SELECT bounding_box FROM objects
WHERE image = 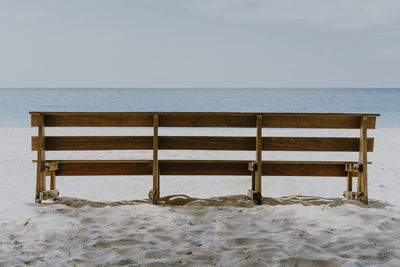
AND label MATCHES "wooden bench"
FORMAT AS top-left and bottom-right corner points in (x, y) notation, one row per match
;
(31, 112), (379, 205)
